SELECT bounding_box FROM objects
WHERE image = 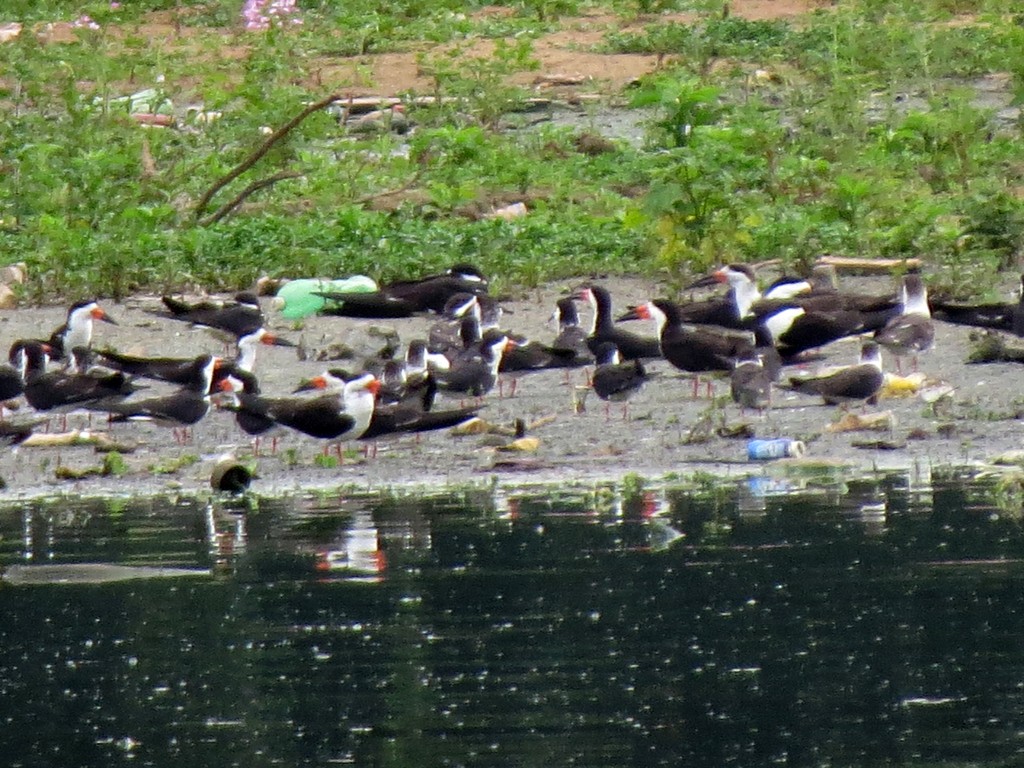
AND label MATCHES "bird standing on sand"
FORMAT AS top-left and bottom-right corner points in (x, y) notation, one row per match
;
(874, 273), (933, 372)
(105, 354), (222, 443)
(731, 350), (772, 414)
(317, 264), (489, 318)
(222, 369), (381, 455)
(21, 340), (137, 416)
(435, 330), (513, 398)
(551, 297), (594, 364)
(591, 341), (649, 420)
(619, 299), (752, 397)
(573, 285), (662, 361)
(930, 273), (1024, 335)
